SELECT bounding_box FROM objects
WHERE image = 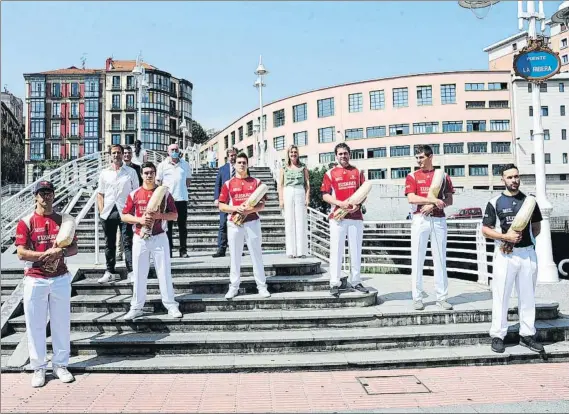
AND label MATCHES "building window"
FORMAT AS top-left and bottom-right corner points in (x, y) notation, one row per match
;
(52, 83), (61, 97)
(348, 93), (363, 112)
(442, 121), (463, 133)
(414, 144), (440, 155)
(30, 119), (45, 139)
(487, 82), (508, 90)
(238, 126), (244, 141)
(294, 131), (308, 147)
(469, 165), (488, 176)
(416, 86), (432, 106)
(465, 83), (484, 91)
(273, 109), (285, 127)
(318, 127), (336, 143)
(563, 153), (568, 164)
(368, 147), (387, 158)
(112, 134), (121, 145)
(85, 119), (98, 138)
(531, 153), (535, 164)
(413, 122), (439, 134)
(545, 153), (551, 164)
(440, 84), (456, 104)
(230, 131), (236, 146)
(30, 100), (45, 118)
(539, 83), (547, 92)
(368, 169), (387, 180)
(345, 128), (364, 141)
(293, 103), (307, 122)
(563, 129), (567, 140)
(30, 142), (44, 160)
(70, 102), (79, 117)
(366, 126), (386, 138)
(490, 120), (510, 131)
(256, 115), (267, 131)
(111, 114), (121, 131)
(223, 135), (229, 149)
(445, 166), (465, 177)
(391, 167), (411, 179)
(542, 106), (549, 116)
(30, 81), (45, 98)
(71, 83), (79, 97)
(390, 145), (410, 157)
(319, 152), (335, 164)
(51, 122), (60, 138)
(274, 136), (285, 151)
(543, 129), (550, 140)
(317, 98), (334, 118)
(85, 140), (98, 154)
(112, 76), (120, 89)
(392, 87), (408, 107)
(112, 95), (120, 109)
(369, 90), (385, 110)
(52, 103), (60, 116)
(561, 105), (566, 116)
(247, 145), (253, 158)
(562, 38), (568, 49)
(492, 164), (509, 176)
(389, 124), (410, 136)
(85, 99), (98, 118)
(466, 120), (486, 132)
(443, 143), (464, 154)
(529, 106), (534, 116)
(491, 142), (511, 153)
(246, 121), (253, 136)
(126, 95), (135, 109)
(563, 55), (568, 64)
(489, 100), (509, 108)
(467, 142), (487, 153)
(560, 83), (565, 92)
(466, 101), (485, 109)
(351, 149), (365, 160)
(528, 83), (532, 92)
(70, 122), (78, 137)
